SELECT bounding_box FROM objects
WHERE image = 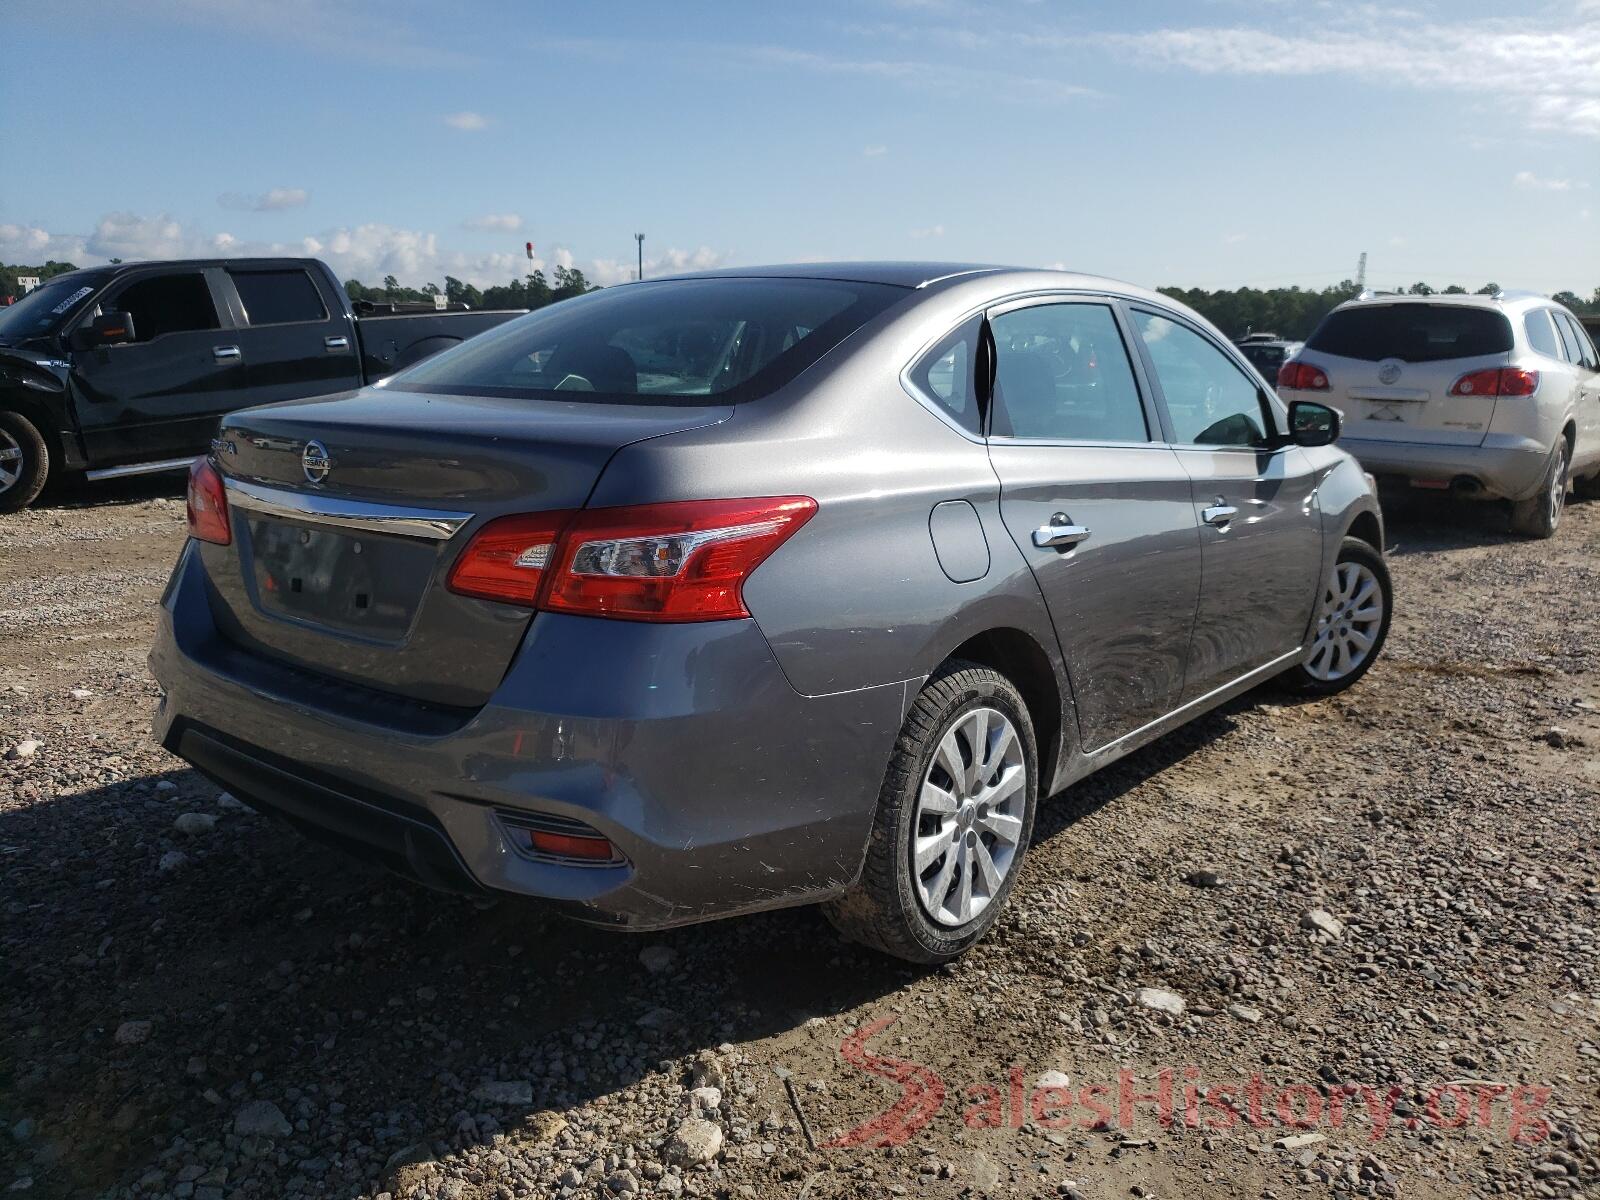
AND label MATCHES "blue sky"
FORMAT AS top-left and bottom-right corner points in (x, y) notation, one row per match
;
(4, 0), (1597, 293)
